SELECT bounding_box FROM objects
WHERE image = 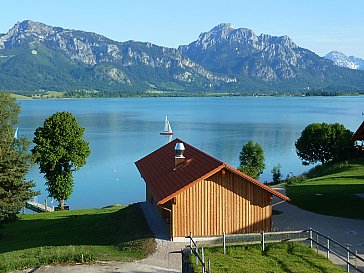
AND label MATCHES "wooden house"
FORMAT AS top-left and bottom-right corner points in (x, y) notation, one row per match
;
(353, 121), (364, 150)
(135, 138), (289, 240)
